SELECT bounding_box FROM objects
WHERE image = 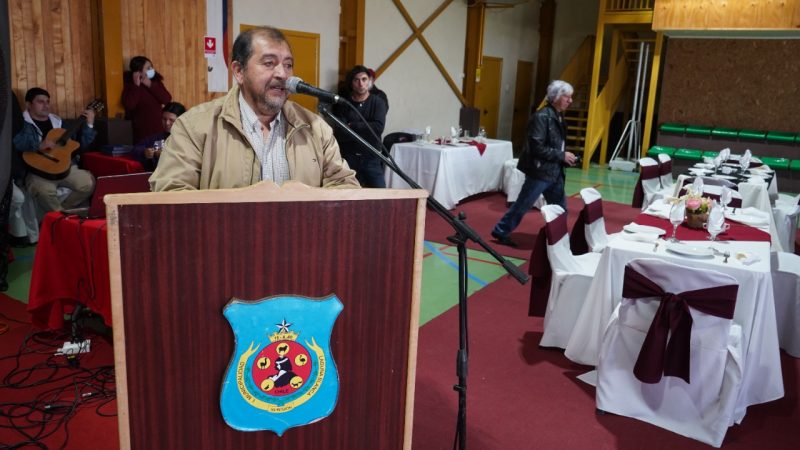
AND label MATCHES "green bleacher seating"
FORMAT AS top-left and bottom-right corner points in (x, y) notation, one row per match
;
(685, 125), (713, 136)
(759, 156), (791, 170)
(790, 160), (800, 172)
(702, 151), (720, 158)
(738, 129), (767, 140)
(659, 123), (686, 134)
(711, 127), (738, 138)
(766, 131), (797, 144)
(674, 148), (703, 161)
(647, 146), (675, 157)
